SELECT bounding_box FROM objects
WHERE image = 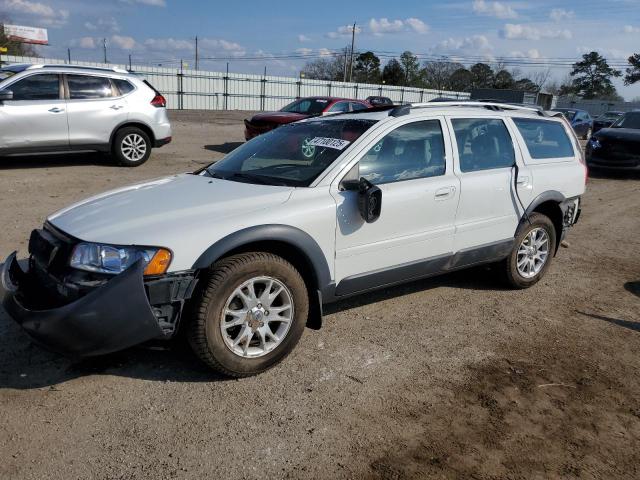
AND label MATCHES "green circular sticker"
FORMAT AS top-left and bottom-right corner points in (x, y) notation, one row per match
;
(301, 138), (316, 158)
